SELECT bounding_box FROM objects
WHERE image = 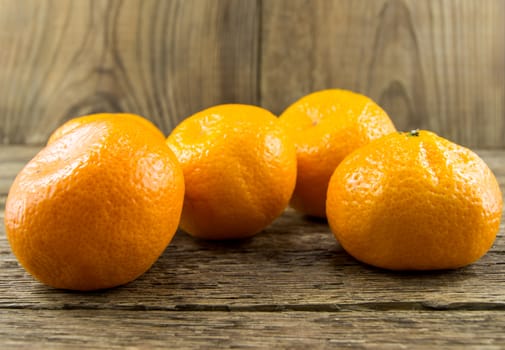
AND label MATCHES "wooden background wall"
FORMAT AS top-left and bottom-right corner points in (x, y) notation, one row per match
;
(0, 0), (503, 148)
